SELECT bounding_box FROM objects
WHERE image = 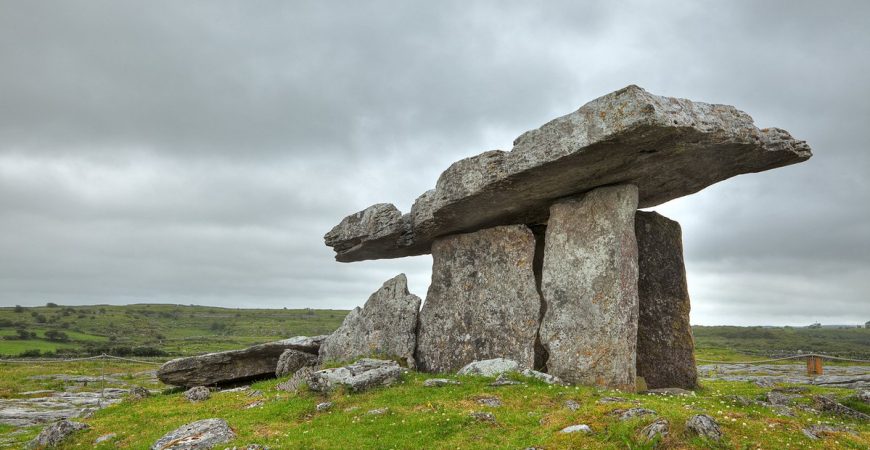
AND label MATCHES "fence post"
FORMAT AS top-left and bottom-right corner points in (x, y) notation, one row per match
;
(806, 355), (823, 375)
